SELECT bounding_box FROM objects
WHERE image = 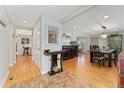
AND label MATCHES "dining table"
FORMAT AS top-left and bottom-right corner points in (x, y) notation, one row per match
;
(89, 49), (116, 67)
